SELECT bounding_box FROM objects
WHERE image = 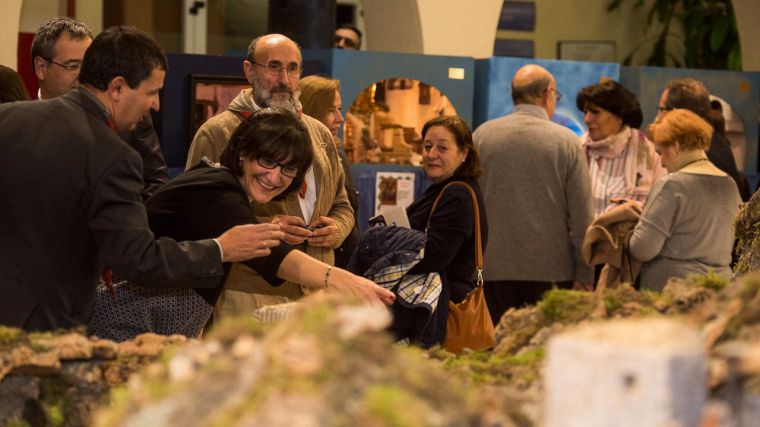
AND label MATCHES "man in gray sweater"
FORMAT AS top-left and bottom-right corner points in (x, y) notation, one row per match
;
(473, 64), (593, 326)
